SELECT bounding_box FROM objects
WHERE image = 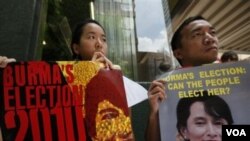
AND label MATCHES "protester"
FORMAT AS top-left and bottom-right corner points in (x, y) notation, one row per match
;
(0, 19), (149, 140)
(1, 19), (148, 107)
(220, 50), (239, 63)
(146, 15), (219, 141)
(71, 19), (156, 140)
(70, 19), (149, 107)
